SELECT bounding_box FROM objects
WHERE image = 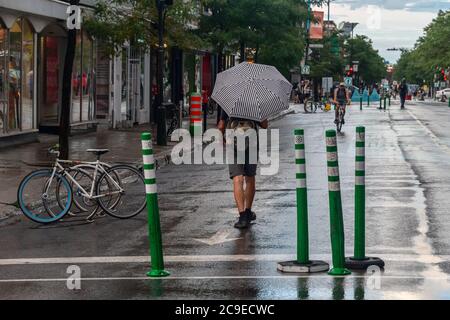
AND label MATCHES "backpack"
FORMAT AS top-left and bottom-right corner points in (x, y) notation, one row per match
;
(336, 87), (347, 101)
(226, 118), (258, 151)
